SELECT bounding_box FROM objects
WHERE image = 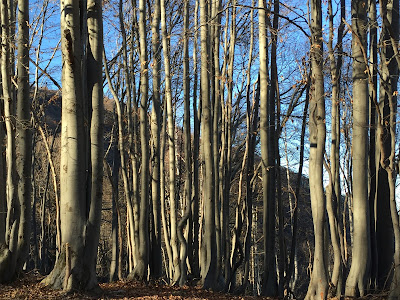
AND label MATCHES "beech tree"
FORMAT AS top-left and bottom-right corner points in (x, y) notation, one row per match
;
(326, 0), (345, 295)
(345, 0), (370, 296)
(43, 0), (104, 291)
(305, 0), (328, 298)
(149, 0), (162, 279)
(259, 0), (277, 296)
(0, 0), (398, 298)
(199, 0), (217, 289)
(0, 0), (32, 283)
(374, 0), (398, 291)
